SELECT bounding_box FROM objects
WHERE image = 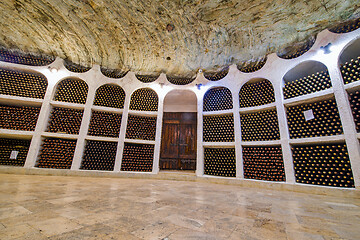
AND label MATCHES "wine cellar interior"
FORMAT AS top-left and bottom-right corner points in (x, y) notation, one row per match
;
(0, 19), (360, 193)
